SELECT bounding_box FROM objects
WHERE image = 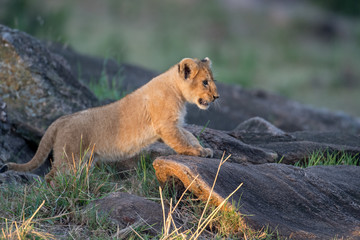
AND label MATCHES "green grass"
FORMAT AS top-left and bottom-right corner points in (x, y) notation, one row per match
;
(88, 59), (125, 101)
(295, 151), (359, 168)
(0, 146), (121, 239)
